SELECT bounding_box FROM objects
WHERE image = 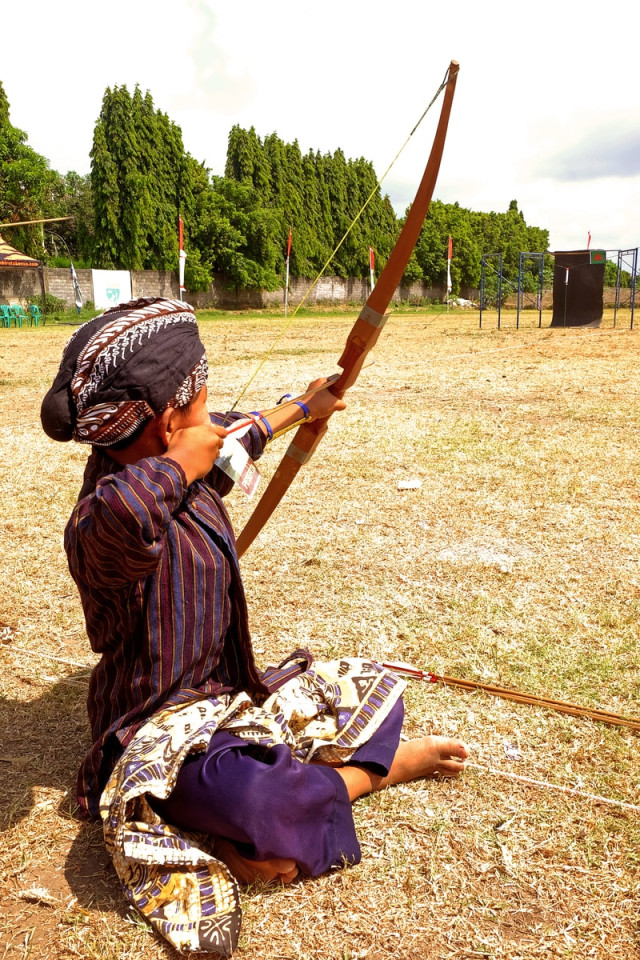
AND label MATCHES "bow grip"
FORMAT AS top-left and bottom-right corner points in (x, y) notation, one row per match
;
(332, 305), (390, 396)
